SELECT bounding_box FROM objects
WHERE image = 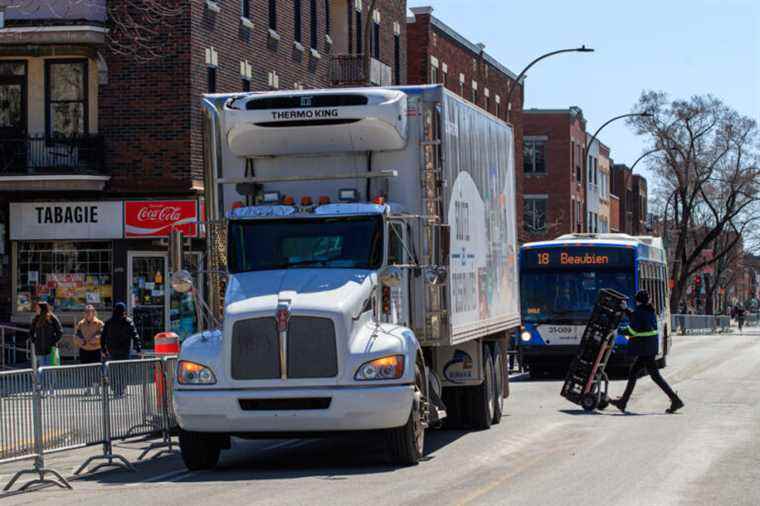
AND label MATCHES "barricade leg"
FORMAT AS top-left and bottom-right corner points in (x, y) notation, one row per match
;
(73, 363), (134, 476)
